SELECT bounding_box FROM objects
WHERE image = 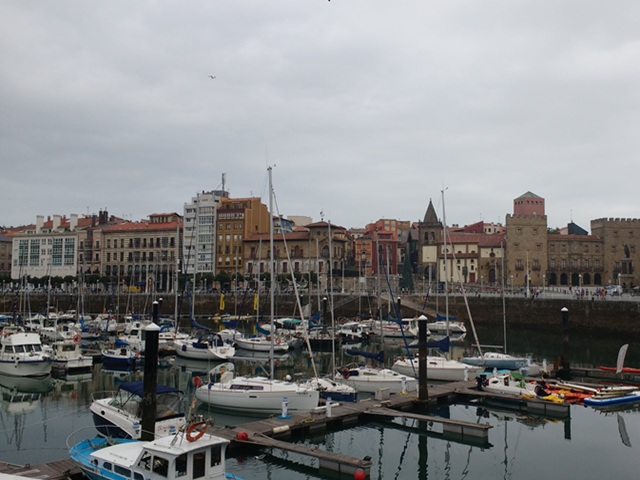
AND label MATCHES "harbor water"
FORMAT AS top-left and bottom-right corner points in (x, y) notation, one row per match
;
(1, 324), (640, 480)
